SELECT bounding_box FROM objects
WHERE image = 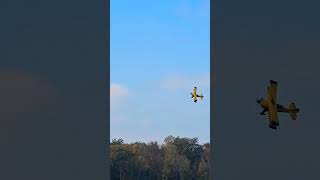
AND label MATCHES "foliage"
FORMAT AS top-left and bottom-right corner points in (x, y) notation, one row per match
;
(110, 136), (210, 180)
